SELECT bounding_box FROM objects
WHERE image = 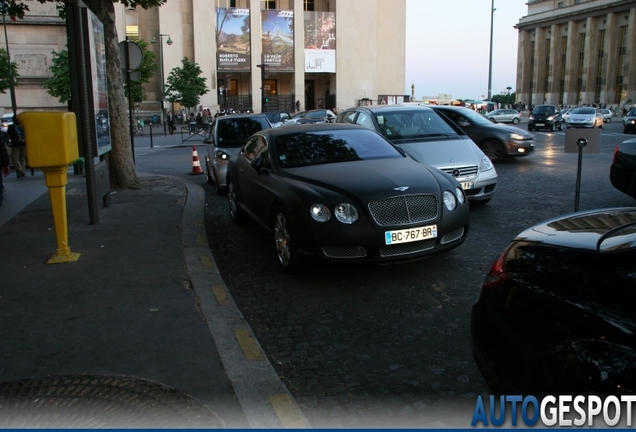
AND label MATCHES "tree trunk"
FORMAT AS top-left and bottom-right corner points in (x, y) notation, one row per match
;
(81, 0), (139, 189)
